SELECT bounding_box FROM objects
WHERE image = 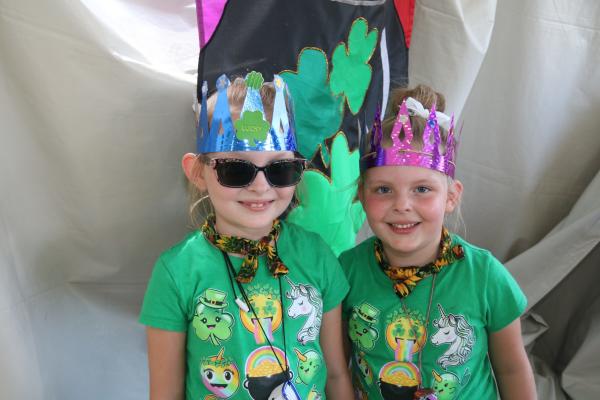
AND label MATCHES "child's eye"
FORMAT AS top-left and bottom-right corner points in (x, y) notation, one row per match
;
(415, 186), (431, 194)
(375, 186), (391, 194)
